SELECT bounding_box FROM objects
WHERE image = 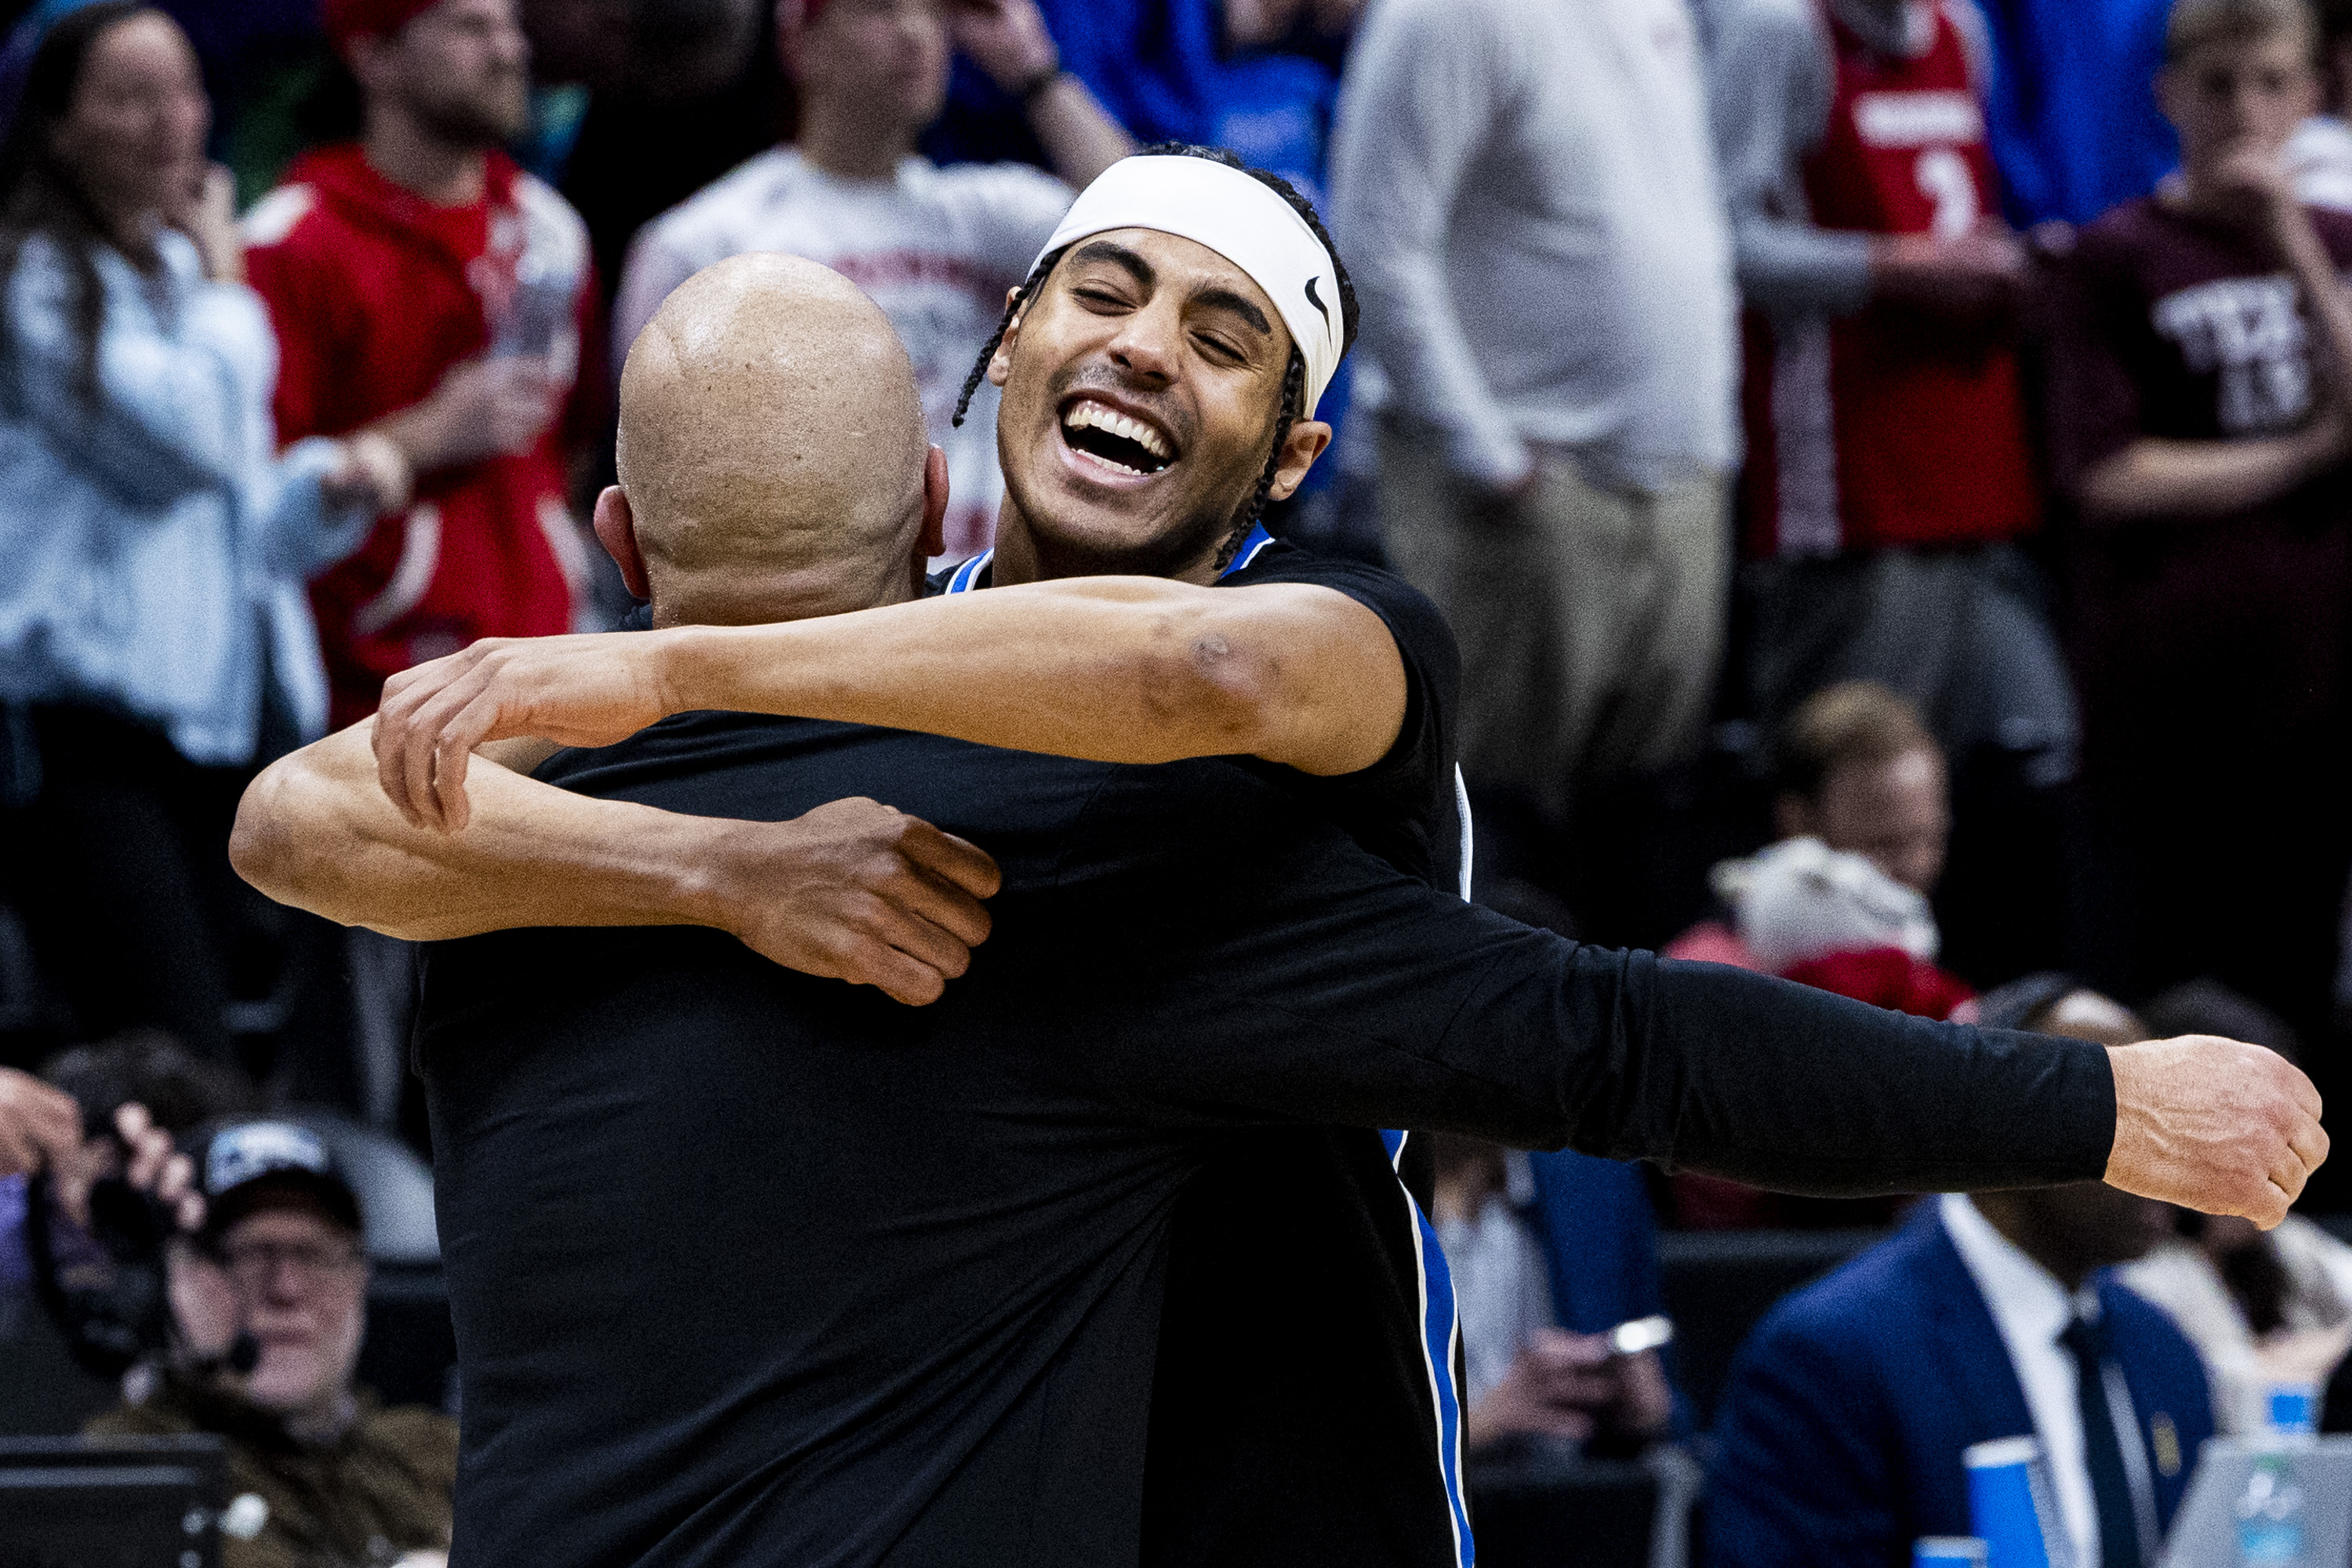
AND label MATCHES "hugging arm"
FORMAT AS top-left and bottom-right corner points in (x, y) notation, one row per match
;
(231, 722), (1000, 1007)
(370, 577), (1409, 830)
(1090, 853), (2321, 1226)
